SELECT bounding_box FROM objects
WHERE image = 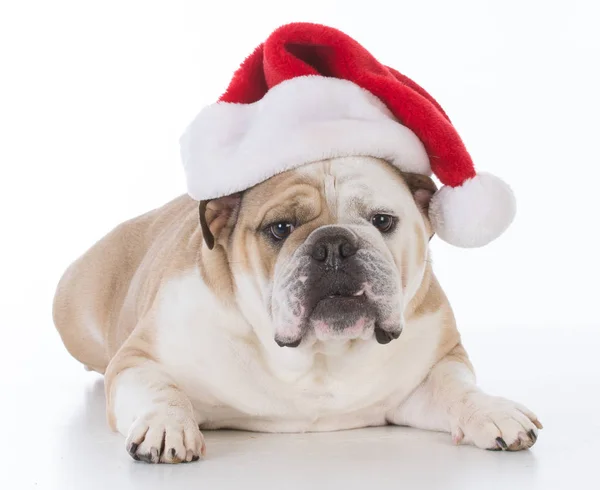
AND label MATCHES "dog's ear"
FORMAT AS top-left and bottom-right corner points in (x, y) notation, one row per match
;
(199, 193), (242, 250)
(401, 172), (438, 240)
(401, 172), (438, 215)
